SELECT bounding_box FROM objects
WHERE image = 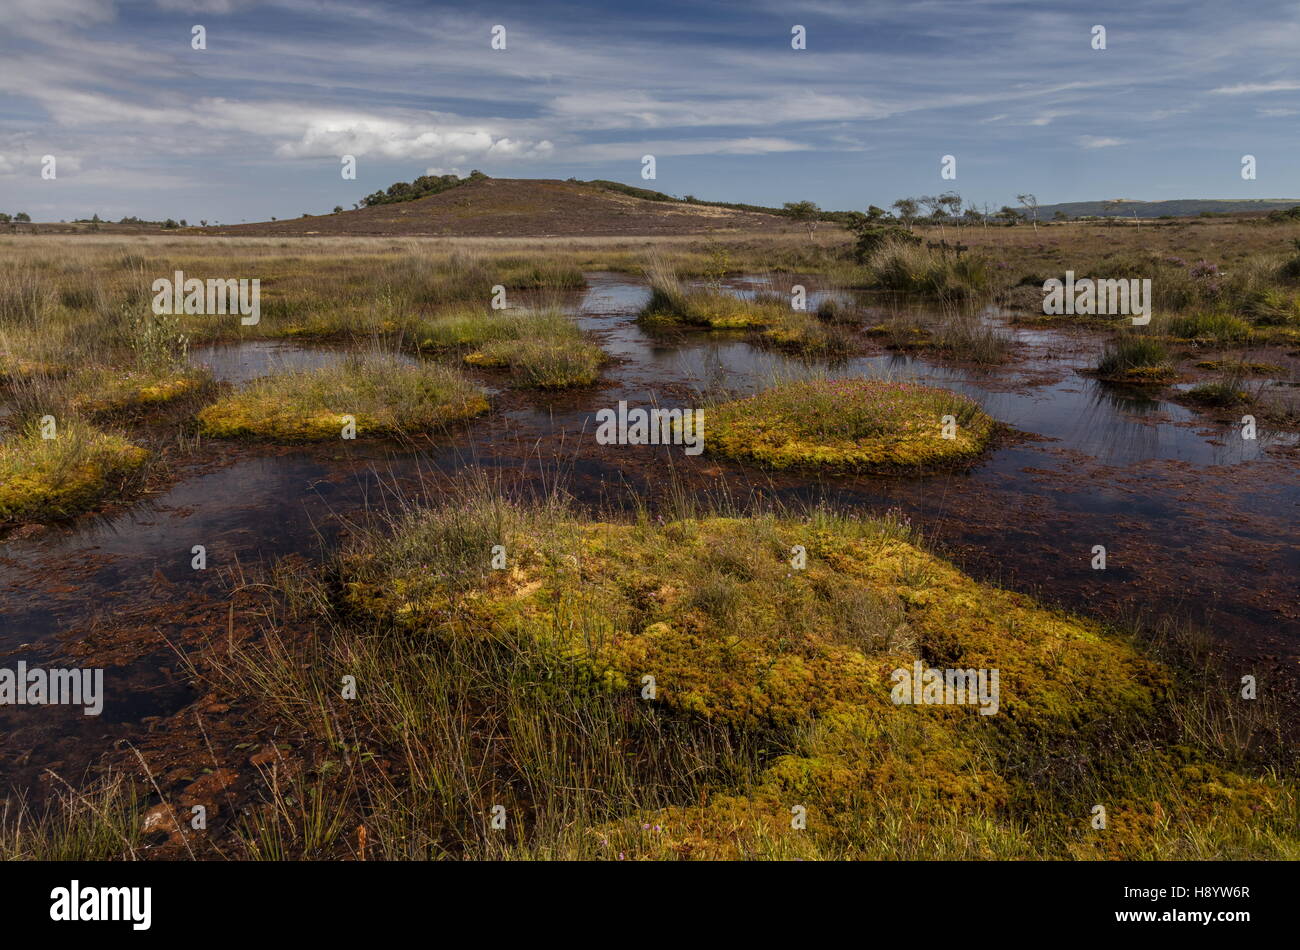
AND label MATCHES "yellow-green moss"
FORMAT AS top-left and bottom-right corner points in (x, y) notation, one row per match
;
(757, 311), (854, 356)
(72, 367), (212, 417)
(703, 378), (994, 472)
(0, 358), (67, 384)
(197, 355), (488, 441)
(1100, 365), (1180, 385)
(464, 337), (606, 388)
(340, 507), (1296, 860)
(0, 420), (149, 522)
(1194, 360), (1282, 375)
(638, 286), (786, 330)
